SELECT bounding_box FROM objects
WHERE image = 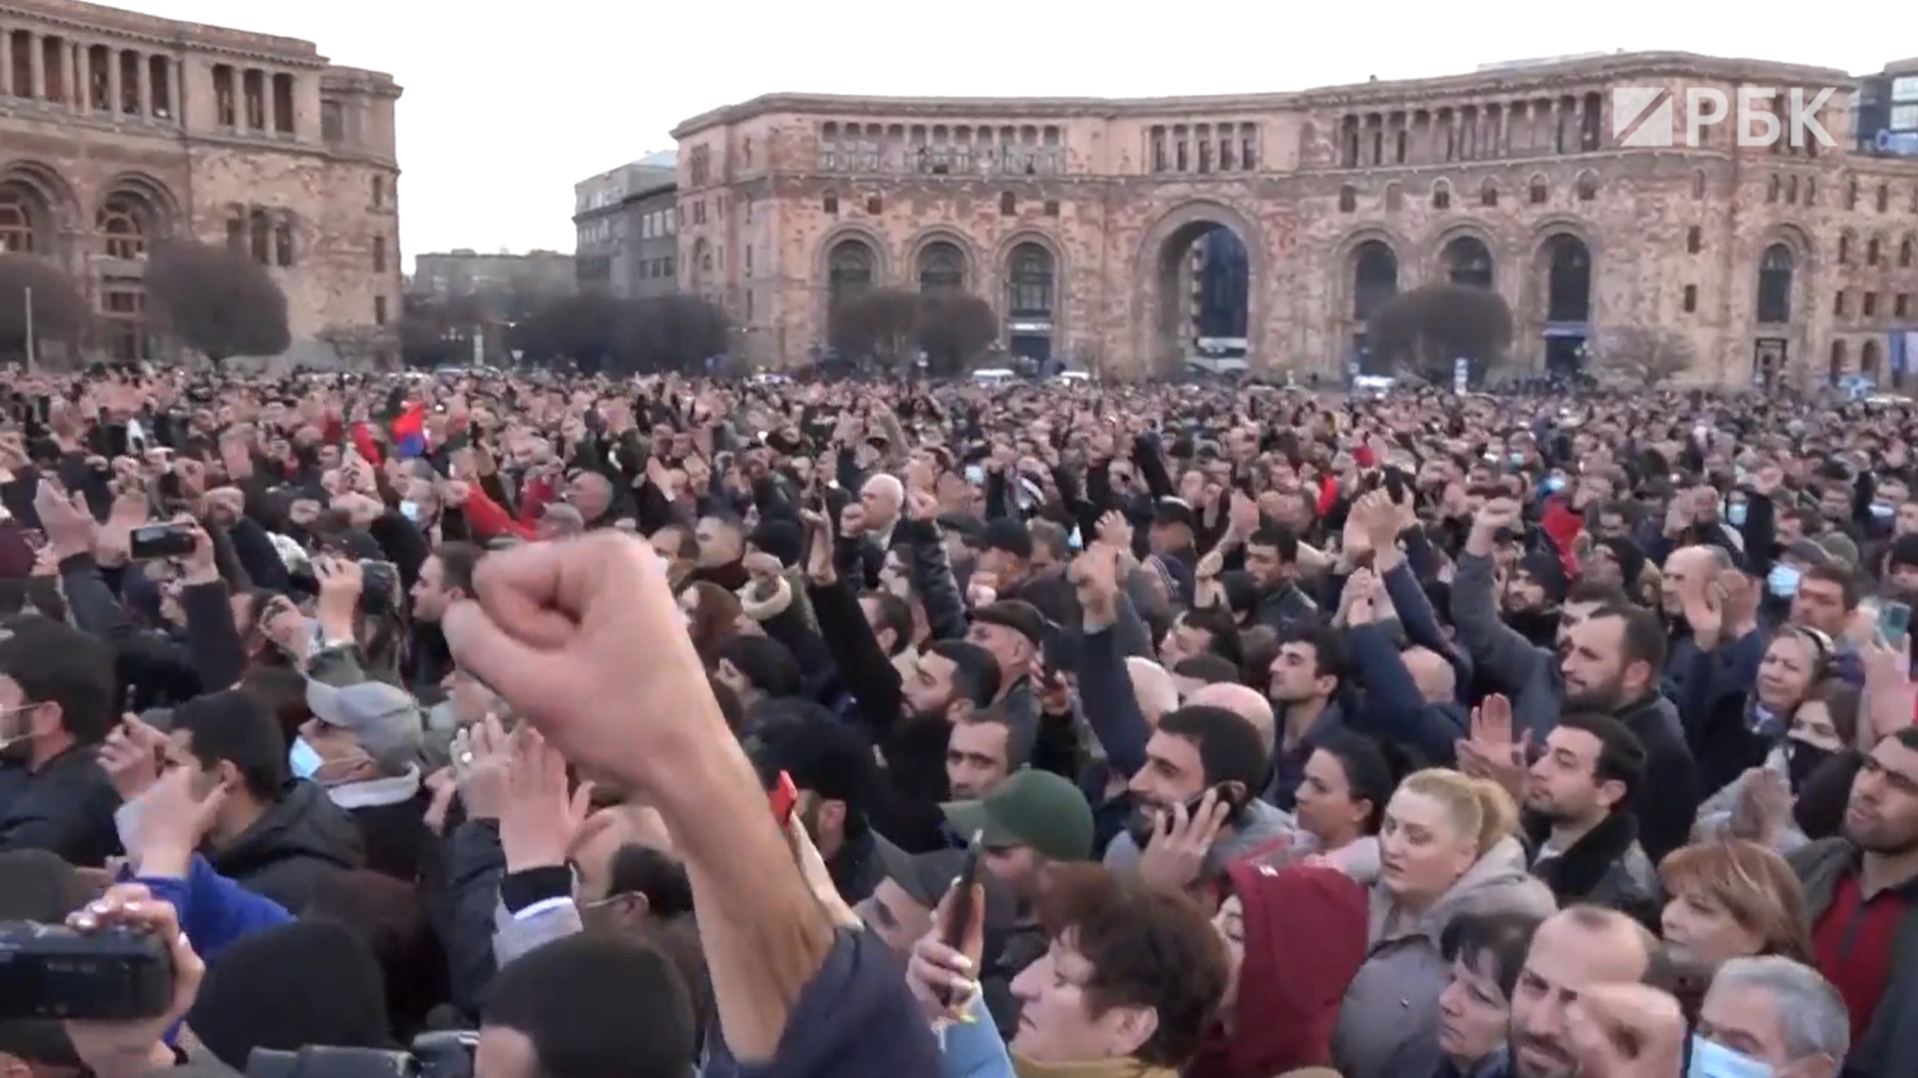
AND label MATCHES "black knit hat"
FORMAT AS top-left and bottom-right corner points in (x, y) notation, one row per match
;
(188, 920), (395, 1069)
